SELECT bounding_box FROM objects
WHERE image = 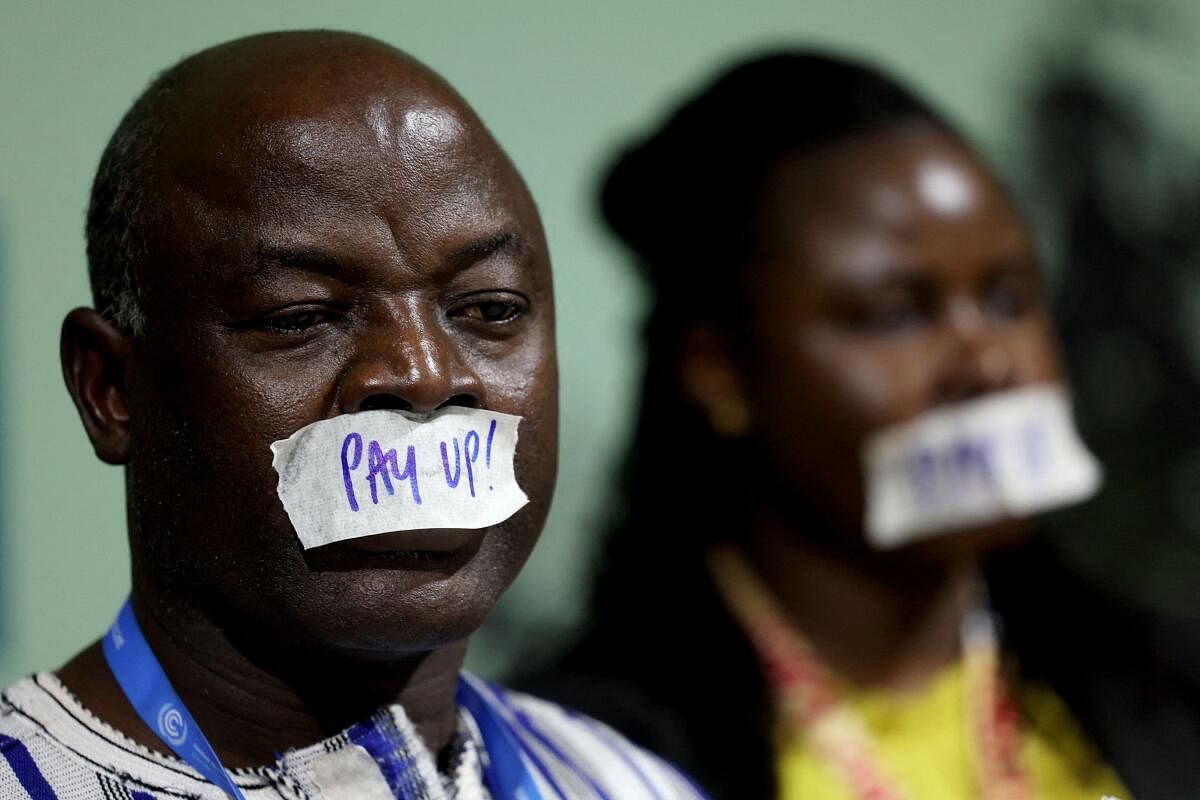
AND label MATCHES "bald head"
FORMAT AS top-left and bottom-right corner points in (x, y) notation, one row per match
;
(86, 30), (512, 335)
